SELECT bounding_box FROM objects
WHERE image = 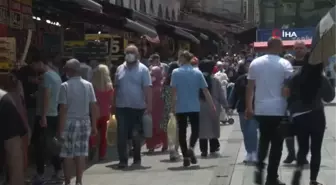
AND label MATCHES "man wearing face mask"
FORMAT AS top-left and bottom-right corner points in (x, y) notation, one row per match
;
(112, 44), (152, 168)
